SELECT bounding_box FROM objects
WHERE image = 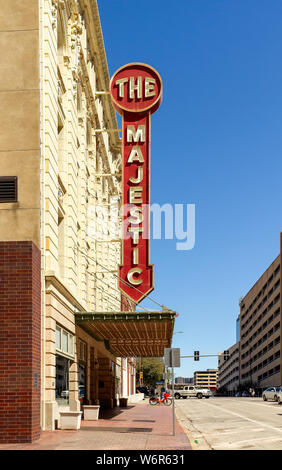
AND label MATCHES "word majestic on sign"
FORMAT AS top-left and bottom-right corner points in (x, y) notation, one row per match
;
(110, 63), (162, 304)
